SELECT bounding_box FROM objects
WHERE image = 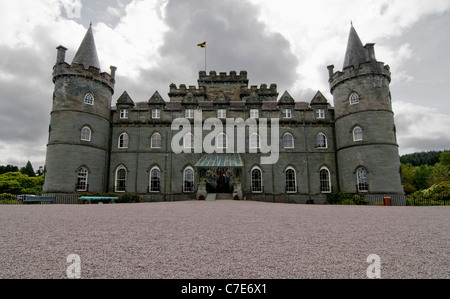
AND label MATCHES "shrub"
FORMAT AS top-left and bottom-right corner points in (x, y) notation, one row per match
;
(326, 192), (368, 205)
(0, 193), (20, 205)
